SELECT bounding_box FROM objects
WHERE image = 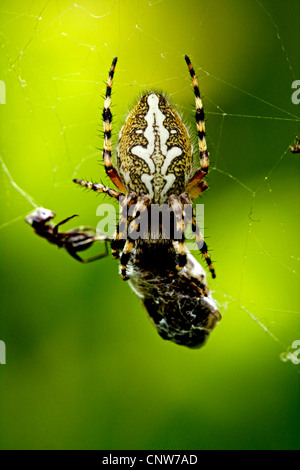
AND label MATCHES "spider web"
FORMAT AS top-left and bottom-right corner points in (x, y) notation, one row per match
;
(0, 0), (299, 364)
